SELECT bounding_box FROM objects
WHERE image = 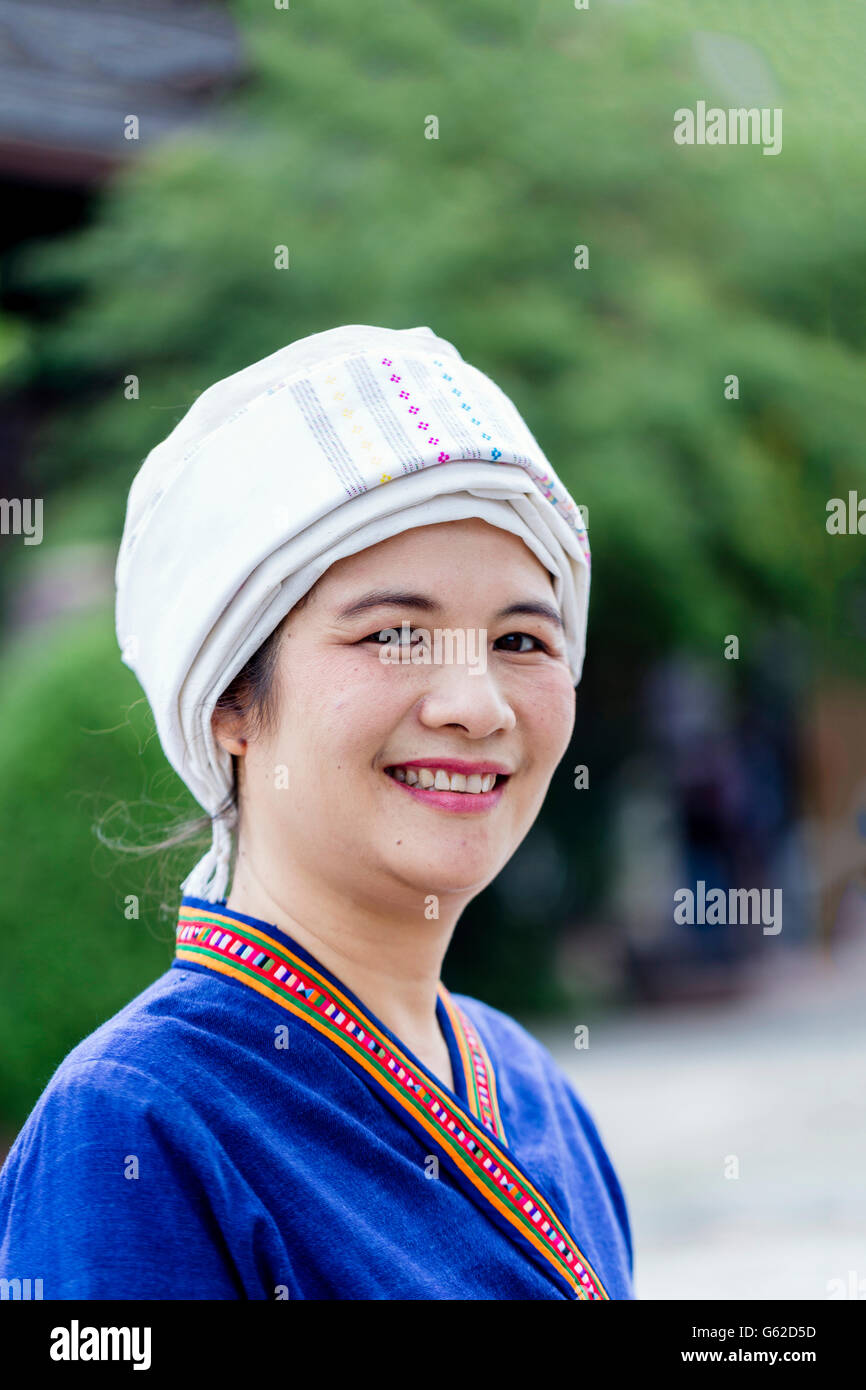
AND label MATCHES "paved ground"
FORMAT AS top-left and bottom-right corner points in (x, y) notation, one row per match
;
(539, 936), (866, 1300)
